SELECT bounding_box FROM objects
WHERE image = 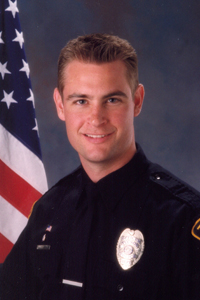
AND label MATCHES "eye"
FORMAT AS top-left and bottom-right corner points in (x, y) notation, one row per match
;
(107, 98), (119, 103)
(76, 99), (87, 105)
